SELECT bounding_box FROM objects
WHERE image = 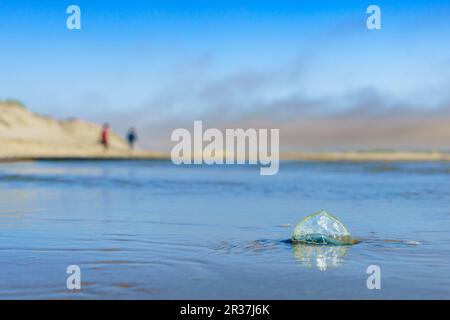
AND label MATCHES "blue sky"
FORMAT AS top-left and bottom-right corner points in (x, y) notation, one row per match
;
(0, 0), (450, 146)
